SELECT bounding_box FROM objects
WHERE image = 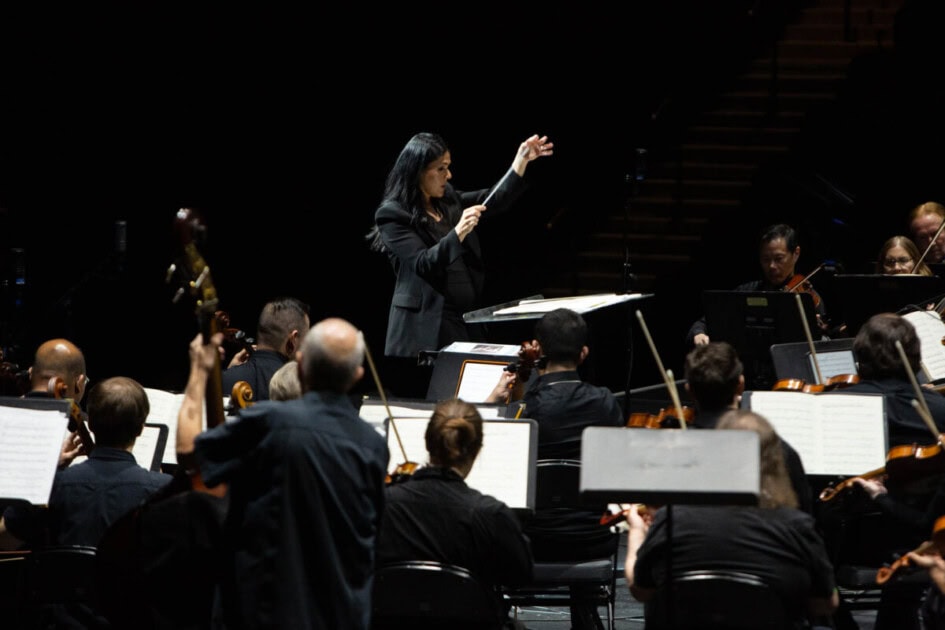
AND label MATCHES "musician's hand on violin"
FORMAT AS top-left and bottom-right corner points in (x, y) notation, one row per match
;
(693, 333), (709, 346)
(227, 347), (252, 369)
(852, 476), (888, 500)
(58, 430), (85, 468)
(485, 371), (517, 404)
